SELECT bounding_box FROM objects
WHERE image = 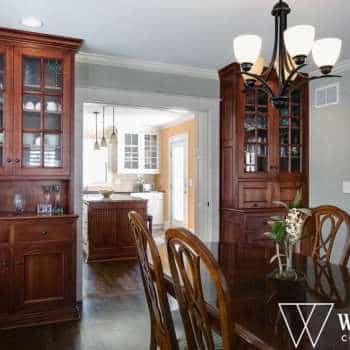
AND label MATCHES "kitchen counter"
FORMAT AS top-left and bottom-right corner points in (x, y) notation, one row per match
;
(83, 194), (146, 204)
